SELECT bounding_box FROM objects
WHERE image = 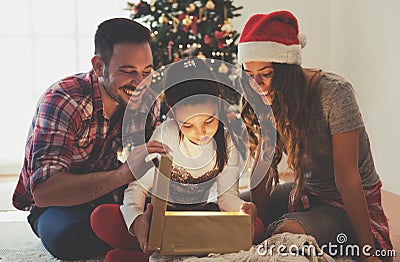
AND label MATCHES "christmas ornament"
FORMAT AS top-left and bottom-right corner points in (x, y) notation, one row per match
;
(203, 35), (212, 45)
(182, 15), (193, 27)
(167, 41), (174, 60)
(179, 14), (198, 34)
(182, 45), (197, 56)
(221, 18), (233, 34)
(198, 7), (207, 22)
(197, 51), (206, 60)
(171, 16), (180, 33)
(214, 30), (226, 49)
(218, 63), (229, 74)
(158, 14), (169, 24)
(186, 3), (196, 13)
(206, 0), (215, 10)
(173, 54), (181, 62)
